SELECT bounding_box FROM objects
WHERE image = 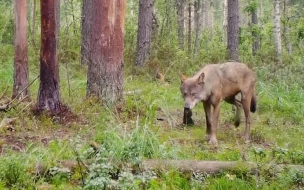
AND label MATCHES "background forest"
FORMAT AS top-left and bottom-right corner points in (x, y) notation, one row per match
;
(0, 0), (304, 189)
